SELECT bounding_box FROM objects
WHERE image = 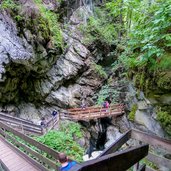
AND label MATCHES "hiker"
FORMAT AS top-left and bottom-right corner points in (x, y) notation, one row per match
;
(105, 101), (110, 108)
(80, 102), (86, 110)
(102, 100), (110, 112)
(102, 101), (109, 108)
(58, 153), (77, 171)
(52, 110), (58, 117)
(40, 117), (46, 128)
